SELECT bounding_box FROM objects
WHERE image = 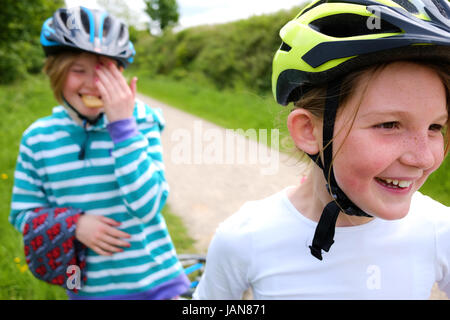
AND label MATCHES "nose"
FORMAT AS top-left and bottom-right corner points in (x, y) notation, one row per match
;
(399, 133), (435, 170)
